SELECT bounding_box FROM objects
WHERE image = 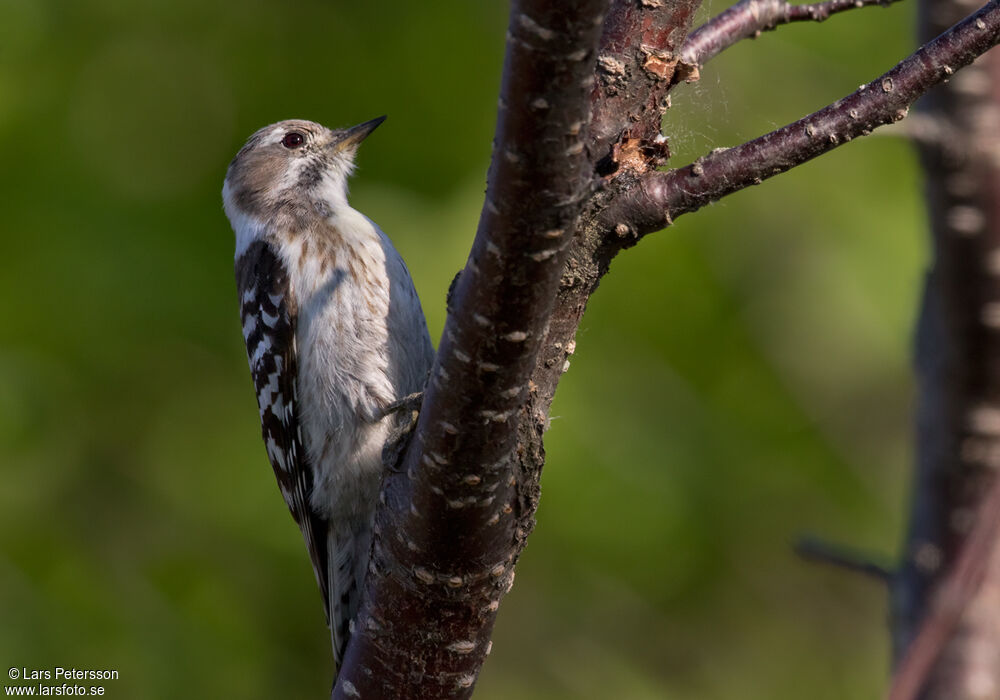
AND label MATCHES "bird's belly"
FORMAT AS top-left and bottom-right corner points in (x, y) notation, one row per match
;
(294, 272), (396, 521)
